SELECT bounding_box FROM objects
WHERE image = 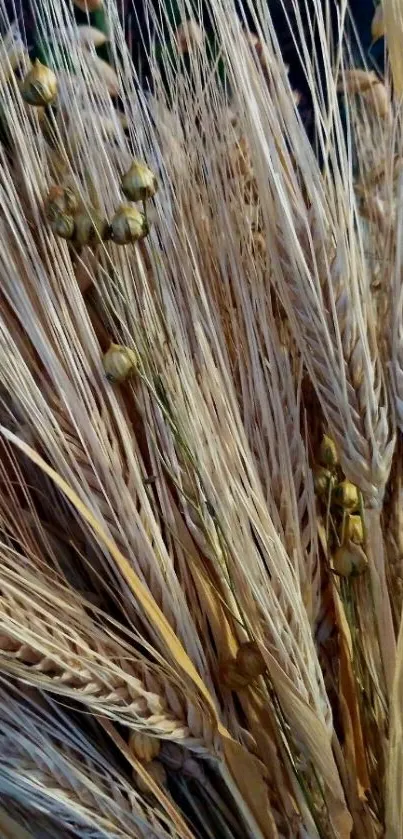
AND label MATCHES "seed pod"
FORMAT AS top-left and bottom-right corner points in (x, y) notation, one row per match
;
(332, 542), (368, 577)
(344, 514), (364, 545)
(73, 210), (109, 247)
(45, 185), (79, 221)
(319, 435), (338, 469)
(236, 641), (266, 680)
(314, 466), (335, 499)
(220, 659), (250, 691)
(134, 760), (167, 793)
(21, 60), (57, 107)
(103, 343), (138, 383)
(121, 161), (158, 203)
(110, 203), (148, 245)
(332, 479), (360, 512)
(251, 231), (266, 258)
(128, 731), (160, 763)
(50, 214), (75, 240)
